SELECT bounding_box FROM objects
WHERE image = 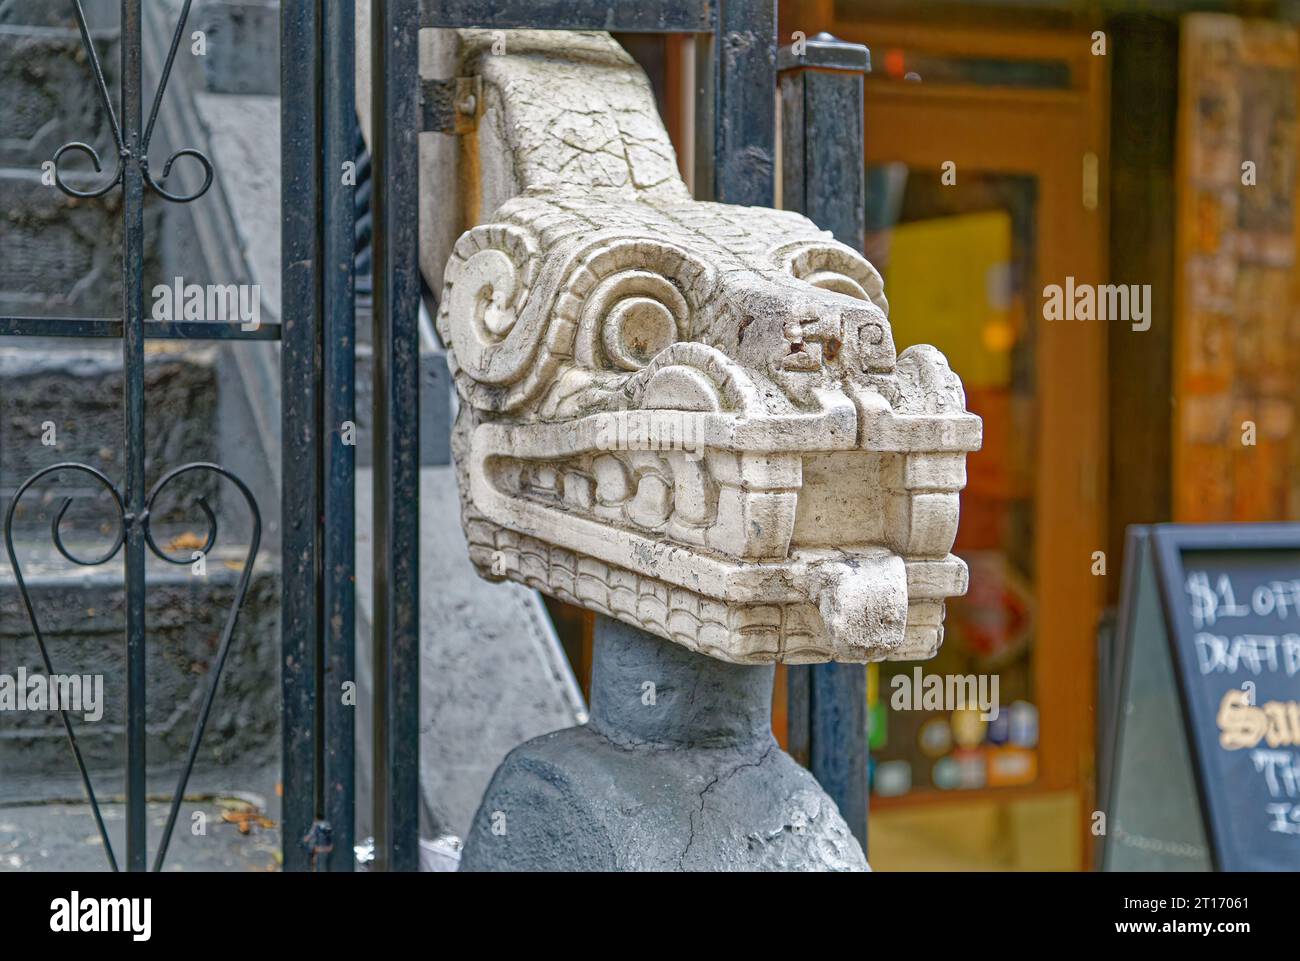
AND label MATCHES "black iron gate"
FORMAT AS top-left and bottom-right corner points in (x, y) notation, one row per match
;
(1, 0), (268, 873)
(2, 0), (868, 873)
